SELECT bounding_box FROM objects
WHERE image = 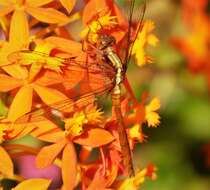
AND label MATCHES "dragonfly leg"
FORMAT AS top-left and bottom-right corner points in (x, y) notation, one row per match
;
(82, 25), (93, 52)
